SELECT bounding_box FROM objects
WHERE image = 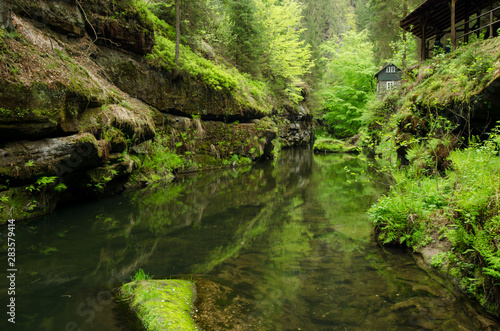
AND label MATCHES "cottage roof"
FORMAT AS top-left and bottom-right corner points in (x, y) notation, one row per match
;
(375, 63), (402, 79)
(400, 0), (498, 39)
